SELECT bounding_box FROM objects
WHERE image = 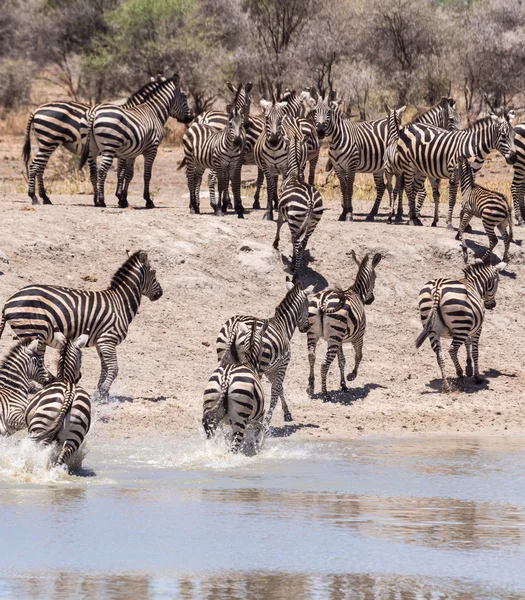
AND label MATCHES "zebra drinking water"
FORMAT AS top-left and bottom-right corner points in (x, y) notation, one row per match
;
(306, 251), (382, 397)
(416, 257), (506, 393)
(0, 251), (162, 403)
(203, 320), (268, 454)
(26, 332), (91, 468)
(0, 341), (50, 436)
